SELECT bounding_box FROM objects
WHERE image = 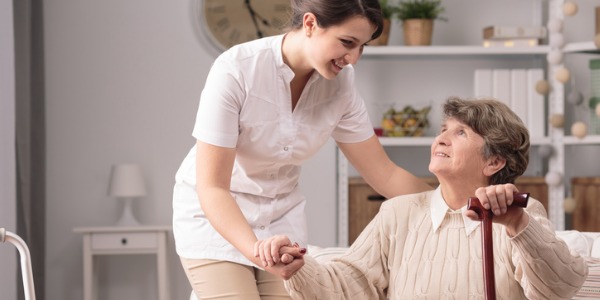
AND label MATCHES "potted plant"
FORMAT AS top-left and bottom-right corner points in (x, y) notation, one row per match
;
(395, 0), (446, 46)
(370, 0), (397, 46)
